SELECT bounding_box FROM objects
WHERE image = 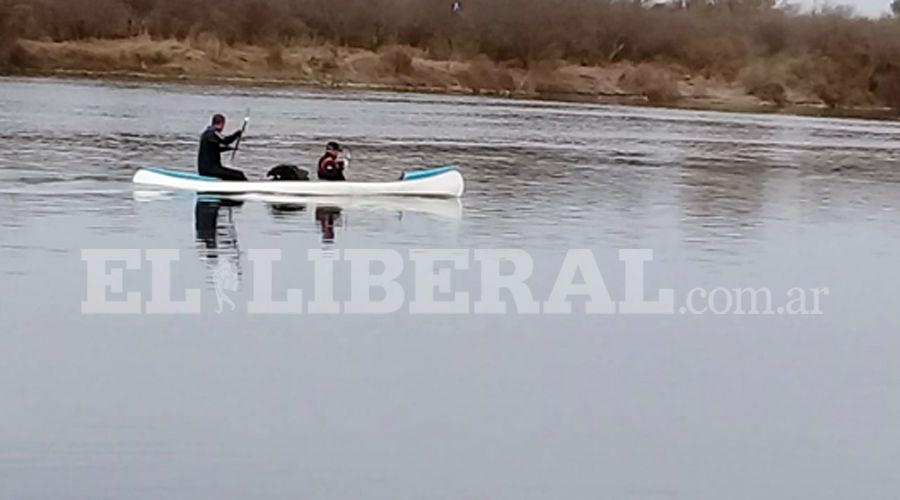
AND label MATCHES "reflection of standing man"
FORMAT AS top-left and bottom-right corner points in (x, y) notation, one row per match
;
(195, 198), (242, 252)
(212, 260), (238, 313)
(194, 198), (243, 288)
(195, 199), (222, 250)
